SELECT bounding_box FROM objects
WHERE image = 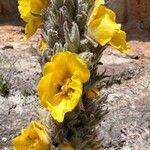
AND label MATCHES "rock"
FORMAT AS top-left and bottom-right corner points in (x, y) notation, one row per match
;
(2, 44), (14, 50)
(107, 0), (150, 32)
(96, 48), (150, 149)
(0, 0), (19, 23)
(100, 47), (133, 65)
(140, 19), (150, 32)
(126, 0), (150, 23)
(0, 92), (39, 150)
(0, 42), (41, 94)
(106, 0), (127, 23)
(0, 37), (150, 150)
(0, 41), (41, 150)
